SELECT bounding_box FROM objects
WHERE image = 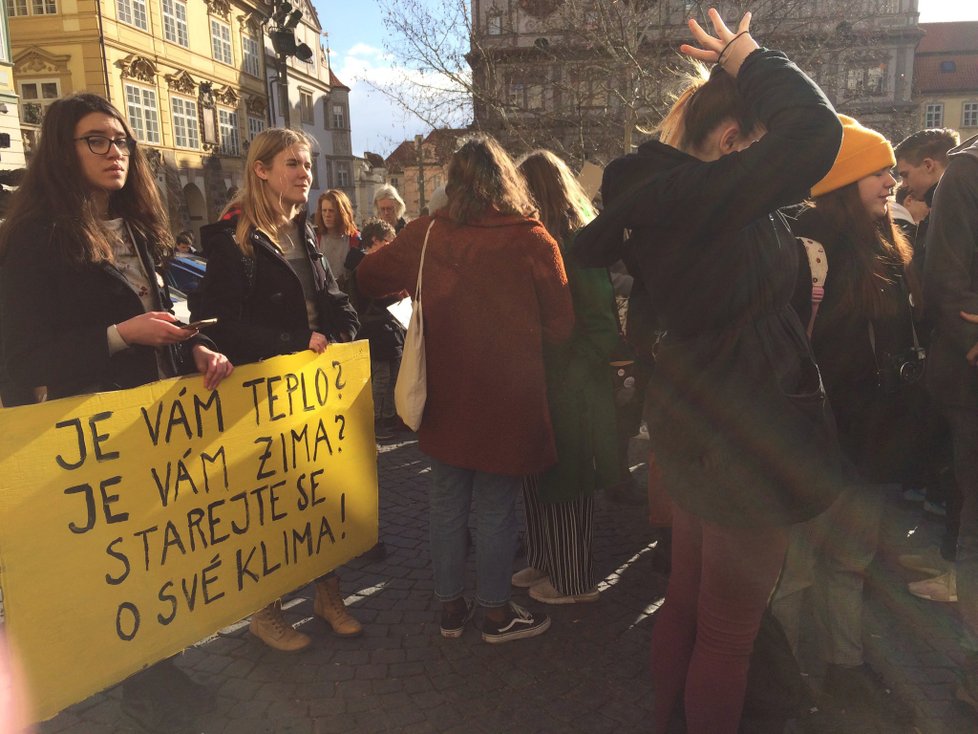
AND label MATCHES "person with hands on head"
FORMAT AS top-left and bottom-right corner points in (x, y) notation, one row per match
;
(0, 92), (233, 733)
(574, 9), (844, 733)
(193, 127), (361, 654)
